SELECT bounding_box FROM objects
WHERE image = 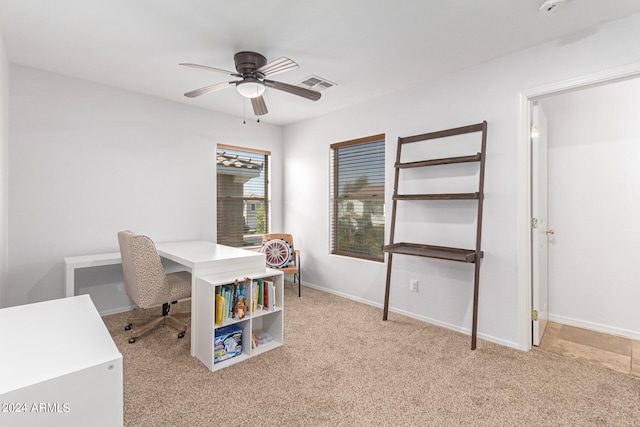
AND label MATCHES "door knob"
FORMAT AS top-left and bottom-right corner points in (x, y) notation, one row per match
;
(544, 229), (555, 235)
